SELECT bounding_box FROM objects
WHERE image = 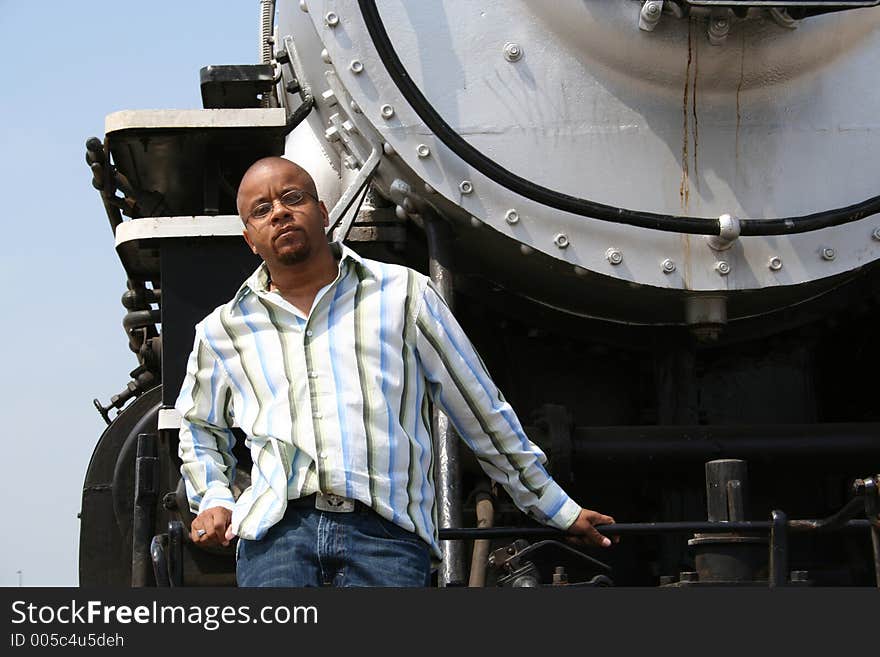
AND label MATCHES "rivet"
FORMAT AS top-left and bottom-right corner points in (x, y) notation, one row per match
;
(821, 247), (836, 261)
(661, 258), (676, 274)
(554, 233), (570, 249)
(299, 0), (308, 12)
(505, 209), (520, 225)
(503, 42), (523, 62)
(873, 227), (880, 241)
(320, 49), (332, 64)
(768, 256), (783, 271)
(380, 104), (395, 119)
(459, 180), (474, 195)
(349, 100), (361, 114)
(349, 59), (364, 74)
(402, 197), (414, 213)
(520, 245), (534, 256)
(470, 217), (481, 228)
(424, 183), (435, 194)
(416, 144), (431, 158)
(606, 248), (623, 265)
(324, 12), (340, 27)
(383, 142), (395, 156)
(574, 266), (588, 277)
(715, 261), (731, 276)
(395, 205), (407, 220)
